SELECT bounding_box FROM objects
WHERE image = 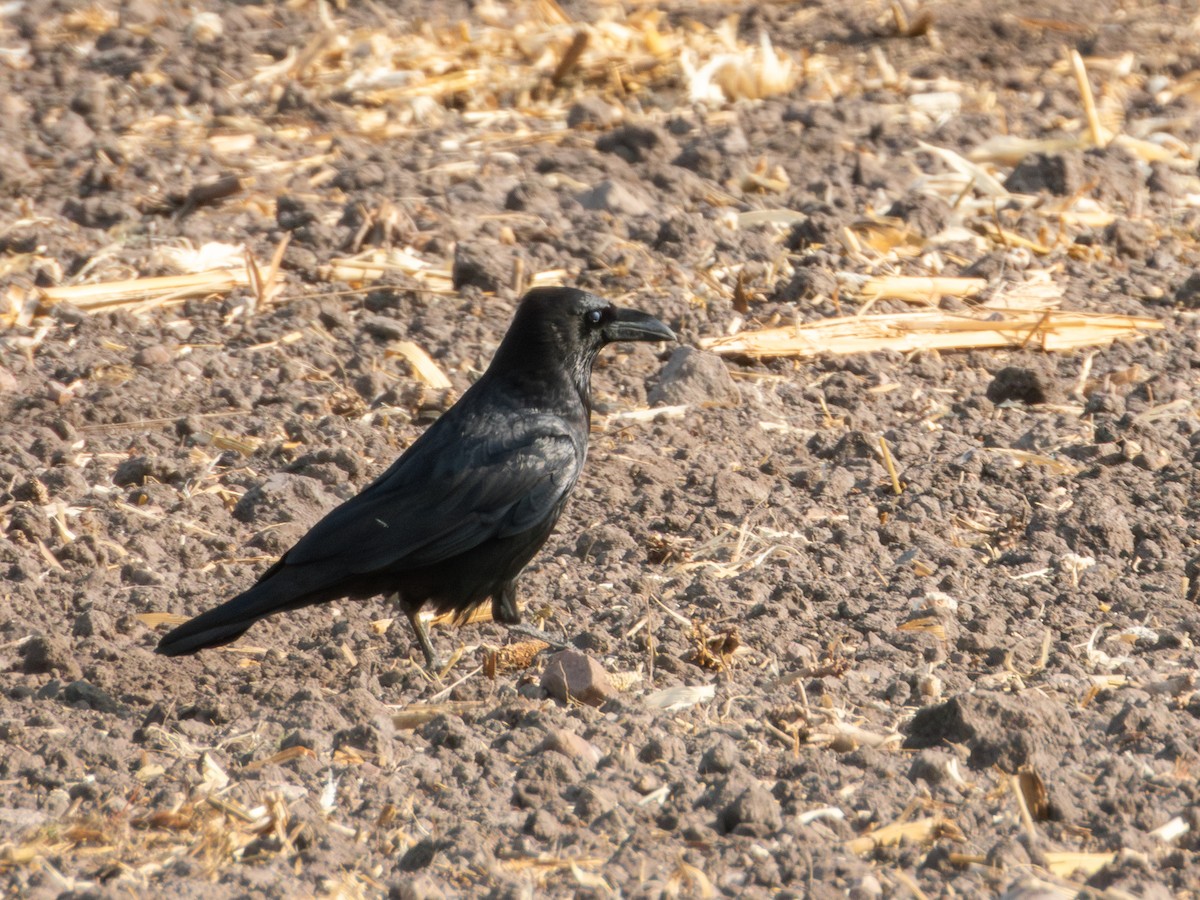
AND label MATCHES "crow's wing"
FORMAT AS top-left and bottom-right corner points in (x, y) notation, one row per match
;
(280, 412), (583, 577)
